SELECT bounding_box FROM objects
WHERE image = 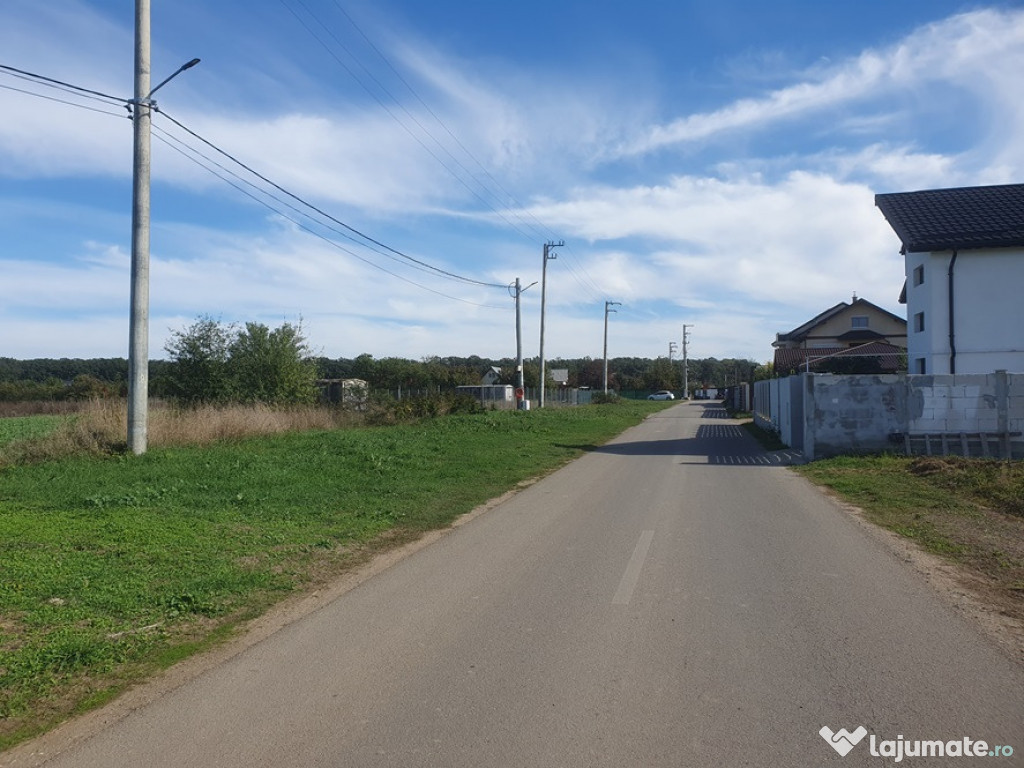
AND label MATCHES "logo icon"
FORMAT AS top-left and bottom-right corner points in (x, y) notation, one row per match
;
(820, 725), (868, 756)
